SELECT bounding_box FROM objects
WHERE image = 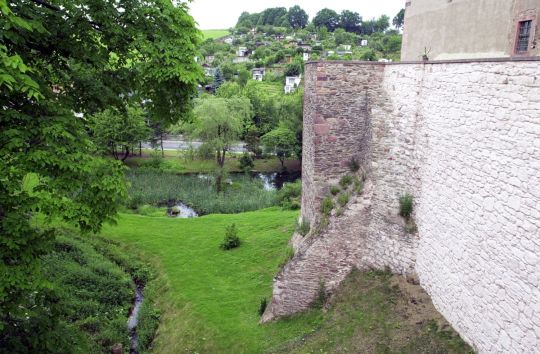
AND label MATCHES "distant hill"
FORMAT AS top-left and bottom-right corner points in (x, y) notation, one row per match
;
(201, 29), (229, 40)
